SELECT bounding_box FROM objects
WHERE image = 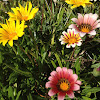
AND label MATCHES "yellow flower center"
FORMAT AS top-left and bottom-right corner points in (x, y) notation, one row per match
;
(79, 24), (92, 33)
(68, 37), (77, 44)
(9, 32), (17, 40)
(22, 16), (28, 21)
(57, 79), (70, 92)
